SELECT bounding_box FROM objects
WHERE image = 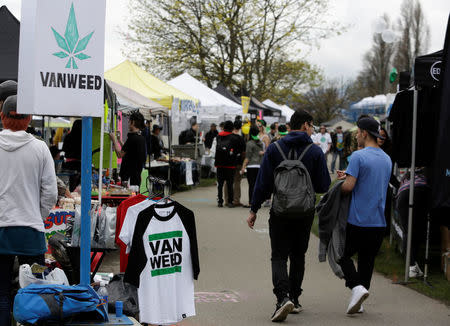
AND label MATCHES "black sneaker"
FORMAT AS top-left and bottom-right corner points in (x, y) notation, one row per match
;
(271, 297), (294, 322)
(290, 300), (303, 314)
(226, 203), (235, 208)
(218, 203), (223, 207)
